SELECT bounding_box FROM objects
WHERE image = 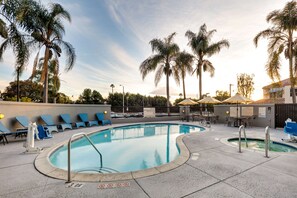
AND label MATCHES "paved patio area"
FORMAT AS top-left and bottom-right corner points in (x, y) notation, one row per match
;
(1, 122), (297, 198)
